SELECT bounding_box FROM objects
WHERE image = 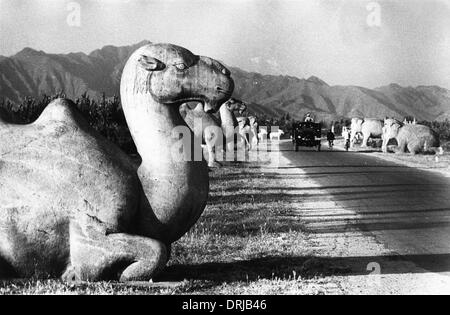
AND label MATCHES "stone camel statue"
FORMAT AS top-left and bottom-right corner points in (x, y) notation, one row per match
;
(0, 43), (234, 281)
(382, 118), (440, 154)
(350, 118), (383, 148)
(179, 103), (224, 168)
